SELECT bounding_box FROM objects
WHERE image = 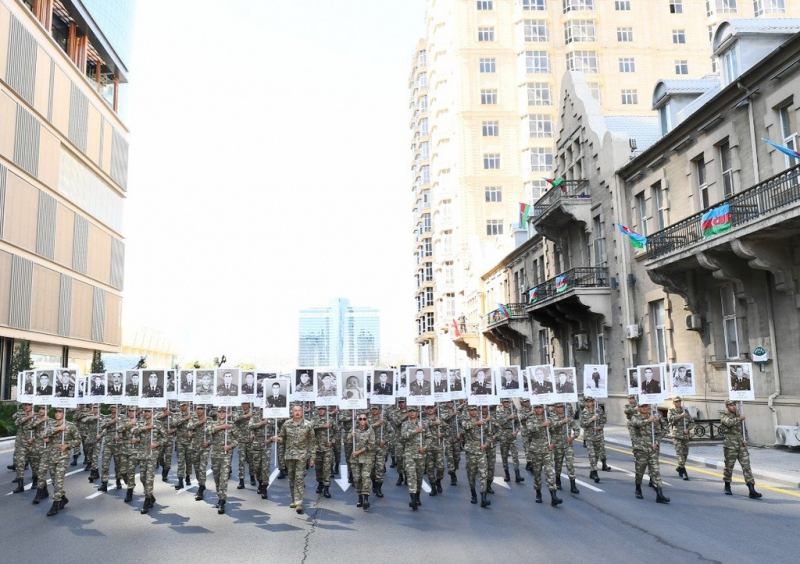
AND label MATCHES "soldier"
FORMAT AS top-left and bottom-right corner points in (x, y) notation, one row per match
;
(368, 405), (389, 498)
(720, 399), (762, 499)
(580, 397), (610, 483)
(172, 402), (194, 490)
(234, 403), (255, 489)
(525, 404), (562, 507)
(667, 396), (695, 480)
(97, 405), (123, 491)
(623, 394), (639, 421)
(11, 403), (36, 493)
(276, 404), (316, 514)
(248, 405), (275, 500)
(518, 398), (533, 472)
(312, 406), (335, 498)
(81, 405), (102, 482)
(338, 408), (356, 484)
(71, 404), (88, 468)
(481, 406), (498, 494)
(207, 406), (236, 514)
(155, 405), (175, 482)
(190, 405), (211, 501)
(461, 405), (490, 507)
(549, 404), (580, 494)
(351, 412), (376, 510)
(118, 407), (139, 503)
(42, 407), (81, 516)
(31, 406), (52, 505)
(329, 405), (341, 477)
(421, 405), (444, 495)
(496, 398), (524, 484)
(401, 407), (426, 510)
(387, 399), (409, 485)
(133, 409), (166, 514)
(440, 401), (461, 485)
(628, 403), (669, 503)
